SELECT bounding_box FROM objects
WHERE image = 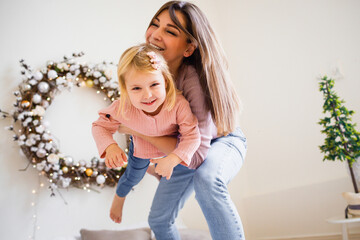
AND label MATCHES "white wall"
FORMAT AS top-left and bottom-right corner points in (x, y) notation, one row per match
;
(221, 0), (360, 239)
(0, 0), (359, 239)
